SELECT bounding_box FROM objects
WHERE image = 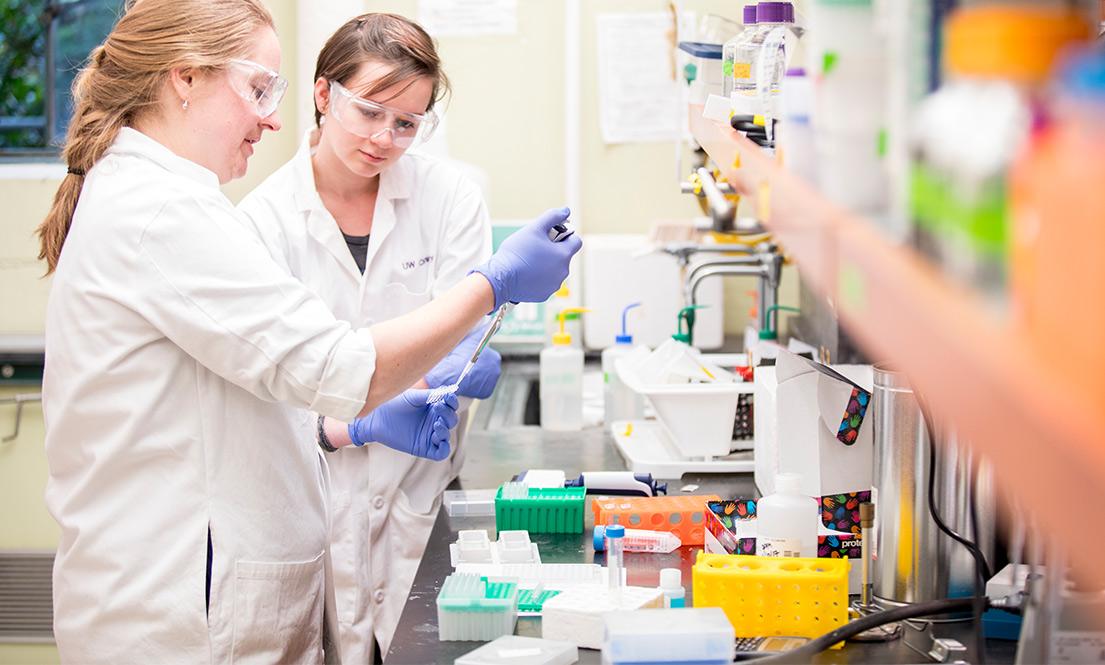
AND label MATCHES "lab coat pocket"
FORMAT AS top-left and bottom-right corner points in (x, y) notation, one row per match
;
(391, 488), (439, 561)
(230, 551), (325, 665)
(361, 280), (432, 326)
